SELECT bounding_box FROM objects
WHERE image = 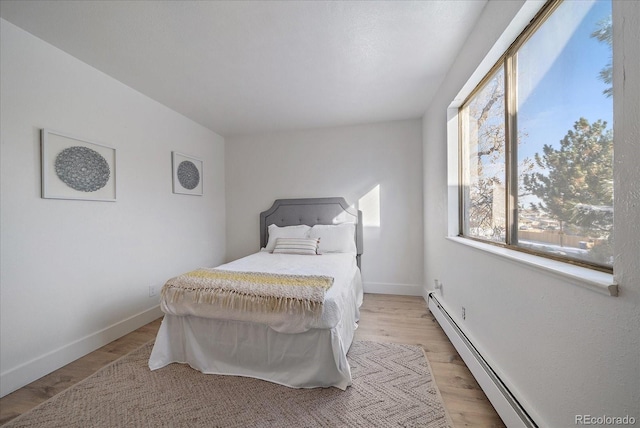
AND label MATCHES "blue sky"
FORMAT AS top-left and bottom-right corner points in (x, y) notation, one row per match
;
(517, 0), (612, 162)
